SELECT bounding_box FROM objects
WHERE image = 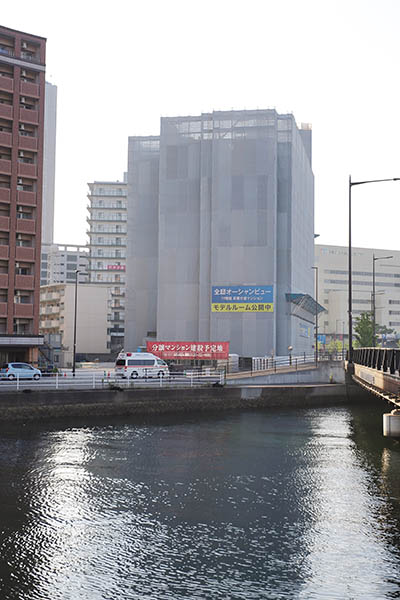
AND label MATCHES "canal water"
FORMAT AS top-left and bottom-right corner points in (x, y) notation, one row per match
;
(1, 401), (400, 599)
